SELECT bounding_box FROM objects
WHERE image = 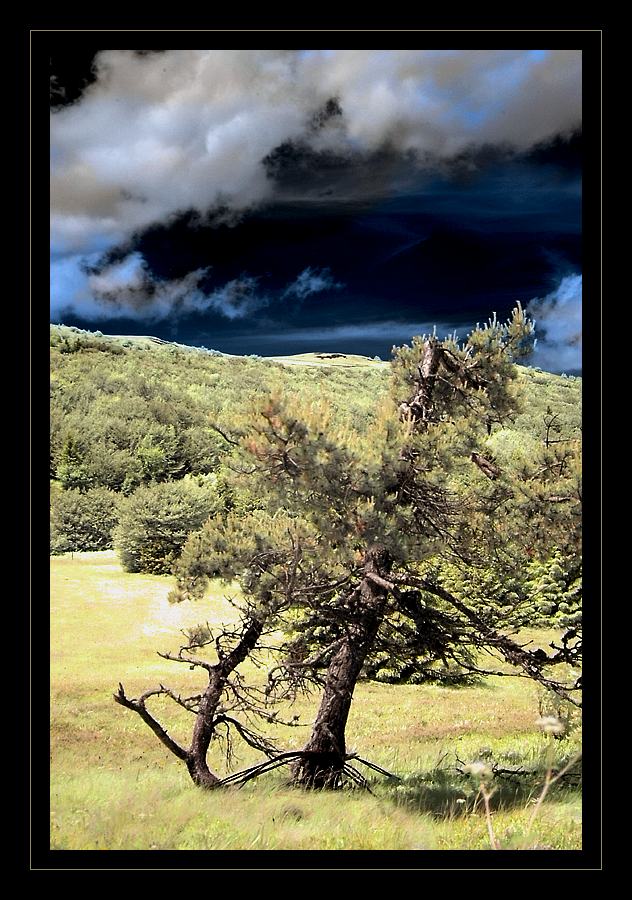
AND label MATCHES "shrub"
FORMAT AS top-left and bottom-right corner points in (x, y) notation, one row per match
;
(113, 478), (220, 574)
(56, 434), (94, 491)
(50, 486), (119, 554)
